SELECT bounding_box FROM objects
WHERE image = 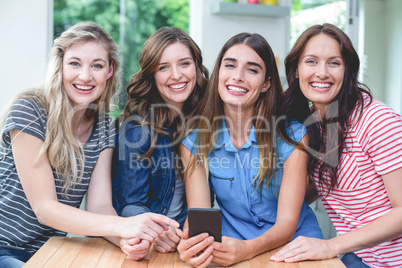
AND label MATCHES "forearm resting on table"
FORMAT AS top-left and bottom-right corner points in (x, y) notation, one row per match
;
(244, 219), (296, 260)
(35, 199), (125, 238)
(329, 207), (402, 256)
